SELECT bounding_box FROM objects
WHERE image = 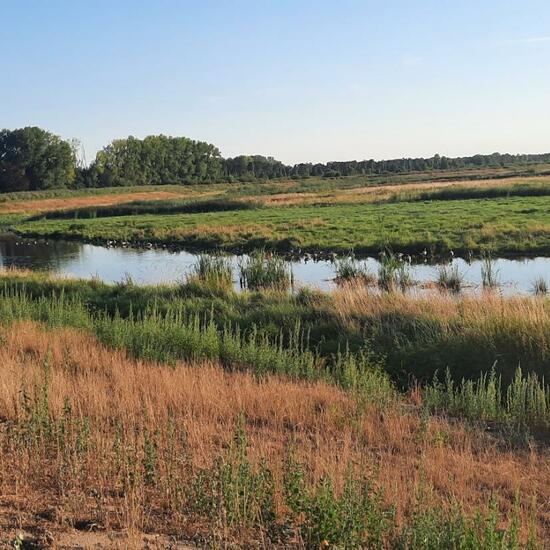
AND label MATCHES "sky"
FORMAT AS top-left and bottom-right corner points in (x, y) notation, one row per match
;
(2, 0), (550, 164)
